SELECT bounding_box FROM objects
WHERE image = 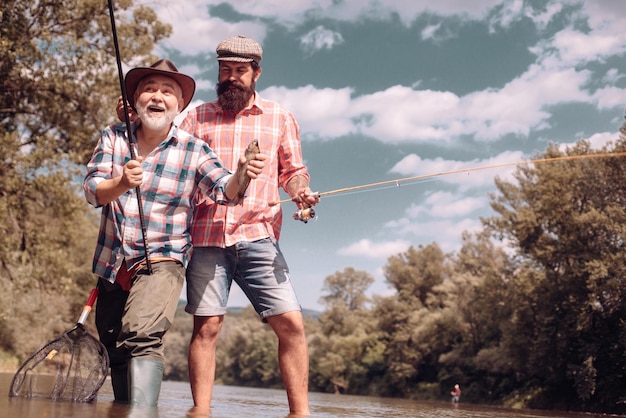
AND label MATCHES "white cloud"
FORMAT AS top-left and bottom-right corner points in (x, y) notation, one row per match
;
(558, 131), (618, 150)
(601, 68), (624, 84)
(300, 26), (344, 54)
(351, 87), (461, 141)
(260, 85), (356, 138)
(146, 0), (625, 146)
(586, 131), (619, 149)
(145, 1), (268, 57)
(583, 1), (626, 31)
(550, 28), (626, 66)
(262, 60), (621, 144)
(405, 192), (488, 218)
(527, 2), (563, 30)
(227, 0), (503, 27)
(144, 0), (516, 53)
(386, 217), (484, 252)
(145, 0), (626, 59)
(338, 238), (412, 259)
(389, 150), (525, 191)
(488, 0), (525, 30)
(421, 23), (442, 41)
(527, 2), (626, 70)
(592, 86), (626, 110)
